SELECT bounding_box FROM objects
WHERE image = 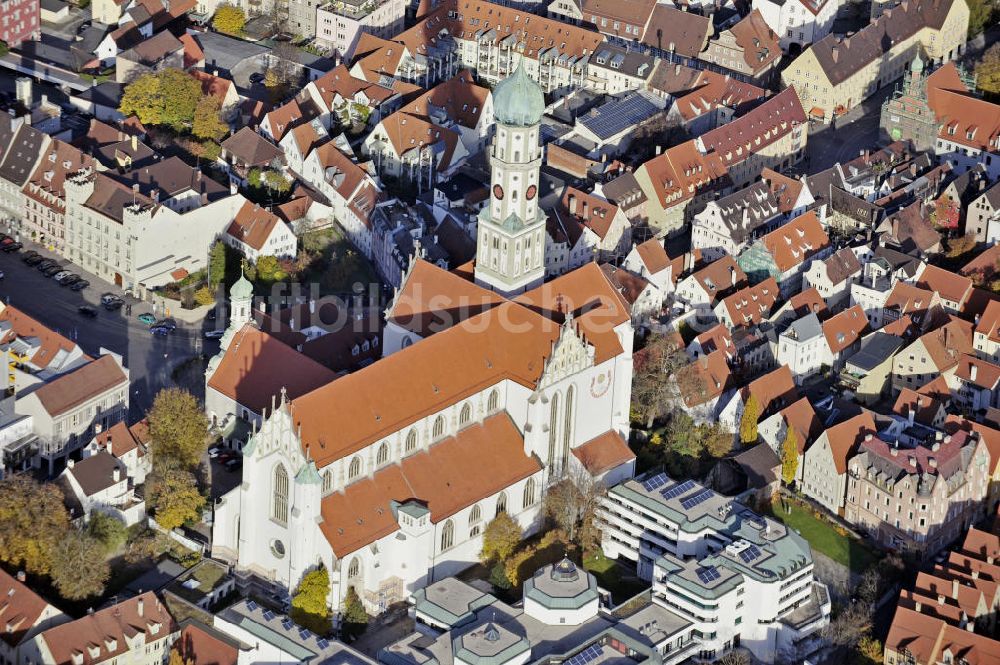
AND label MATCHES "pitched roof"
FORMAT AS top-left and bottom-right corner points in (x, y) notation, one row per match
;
(175, 623), (240, 665)
(671, 69), (768, 122)
(700, 88), (807, 170)
(641, 4), (712, 56)
(781, 397), (822, 453)
(0, 568), (53, 647)
(726, 9), (781, 74)
(954, 354), (1000, 390)
(916, 264), (974, 308)
(190, 69), (234, 104)
(31, 356), (127, 417)
(822, 247), (862, 285)
(885, 281), (938, 322)
(571, 430), (635, 475)
(788, 286), (829, 319)
(39, 592), (175, 665)
(560, 186), (621, 241)
(822, 304), (868, 355)
(691, 255), (747, 303)
(25, 139), (93, 210)
(399, 69), (490, 130)
(93, 419), (150, 458)
(693, 324), (733, 355)
(599, 264), (653, 310)
(225, 201), (286, 251)
(633, 238), (672, 275)
(221, 127), (284, 167)
(67, 451), (127, 496)
(822, 410), (877, 474)
(743, 364), (797, 417)
(264, 97), (320, 142)
(916, 317), (974, 372)
(677, 348), (731, 407)
(319, 412), (541, 555)
(926, 62), (1000, 154)
(975, 299), (1000, 345)
(894, 387), (942, 426)
(760, 210), (829, 272)
(960, 243), (1000, 279)
(0, 123), (46, 188)
(309, 63), (396, 111)
(722, 277), (779, 326)
(0, 305), (79, 370)
(638, 138), (728, 210)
